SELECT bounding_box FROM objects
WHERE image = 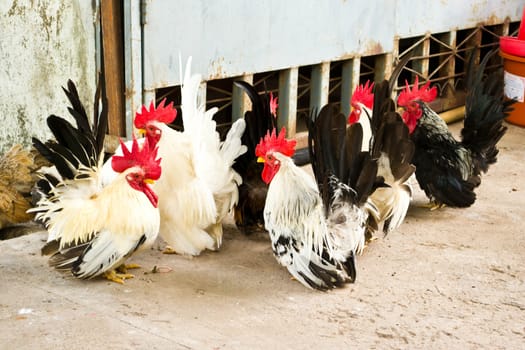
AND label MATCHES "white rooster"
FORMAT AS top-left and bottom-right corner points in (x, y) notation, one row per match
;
(133, 58), (247, 256)
(32, 79), (162, 284)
